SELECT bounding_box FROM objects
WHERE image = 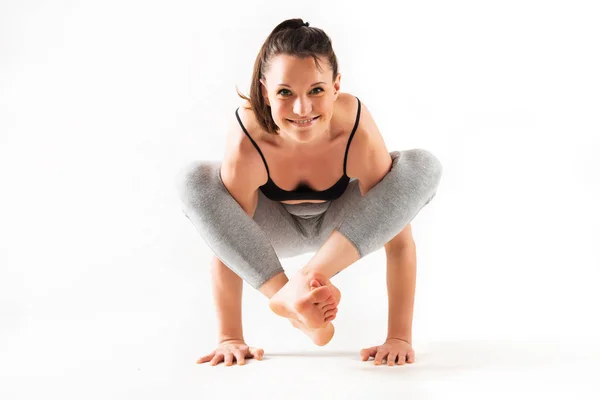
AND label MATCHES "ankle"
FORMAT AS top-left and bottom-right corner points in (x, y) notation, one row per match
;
(298, 269), (328, 284)
(258, 272), (289, 299)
